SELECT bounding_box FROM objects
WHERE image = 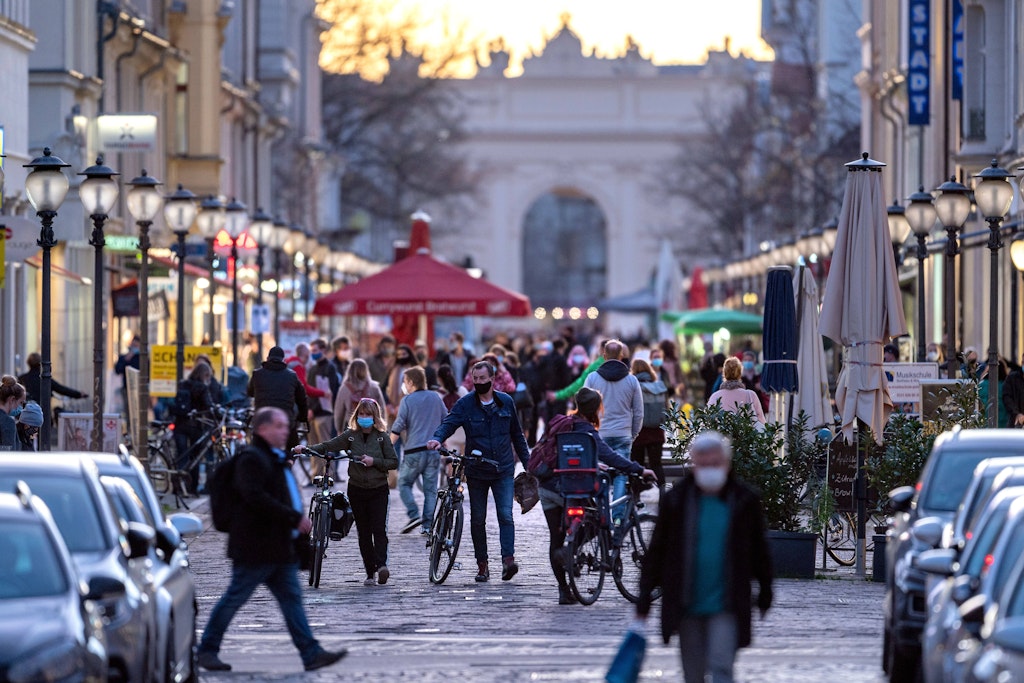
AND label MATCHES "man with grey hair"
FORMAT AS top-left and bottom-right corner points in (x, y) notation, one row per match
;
(636, 430), (773, 683)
